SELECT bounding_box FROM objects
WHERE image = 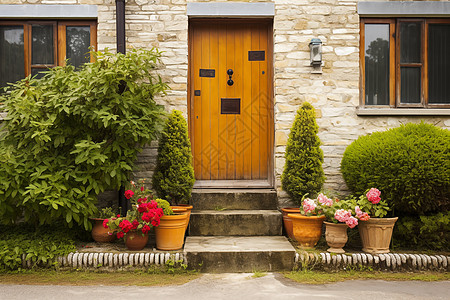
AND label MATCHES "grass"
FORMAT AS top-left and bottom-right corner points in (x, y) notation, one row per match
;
(0, 269), (201, 286)
(284, 269), (450, 285)
(251, 271), (267, 278)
